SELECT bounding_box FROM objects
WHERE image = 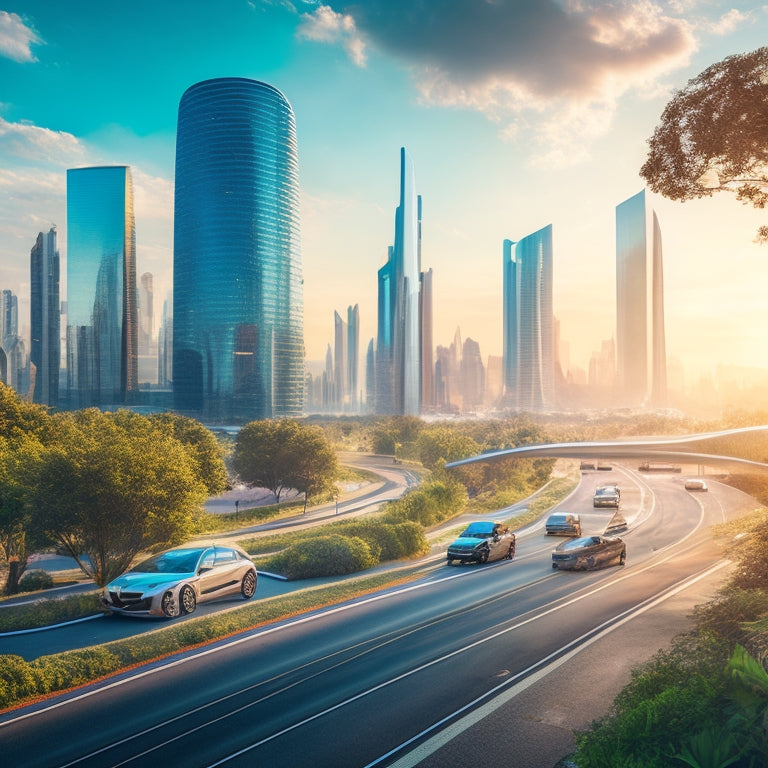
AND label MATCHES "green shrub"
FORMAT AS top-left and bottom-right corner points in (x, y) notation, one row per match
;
(328, 519), (428, 560)
(18, 569), (54, 592)
(266, 535), (380, 579)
